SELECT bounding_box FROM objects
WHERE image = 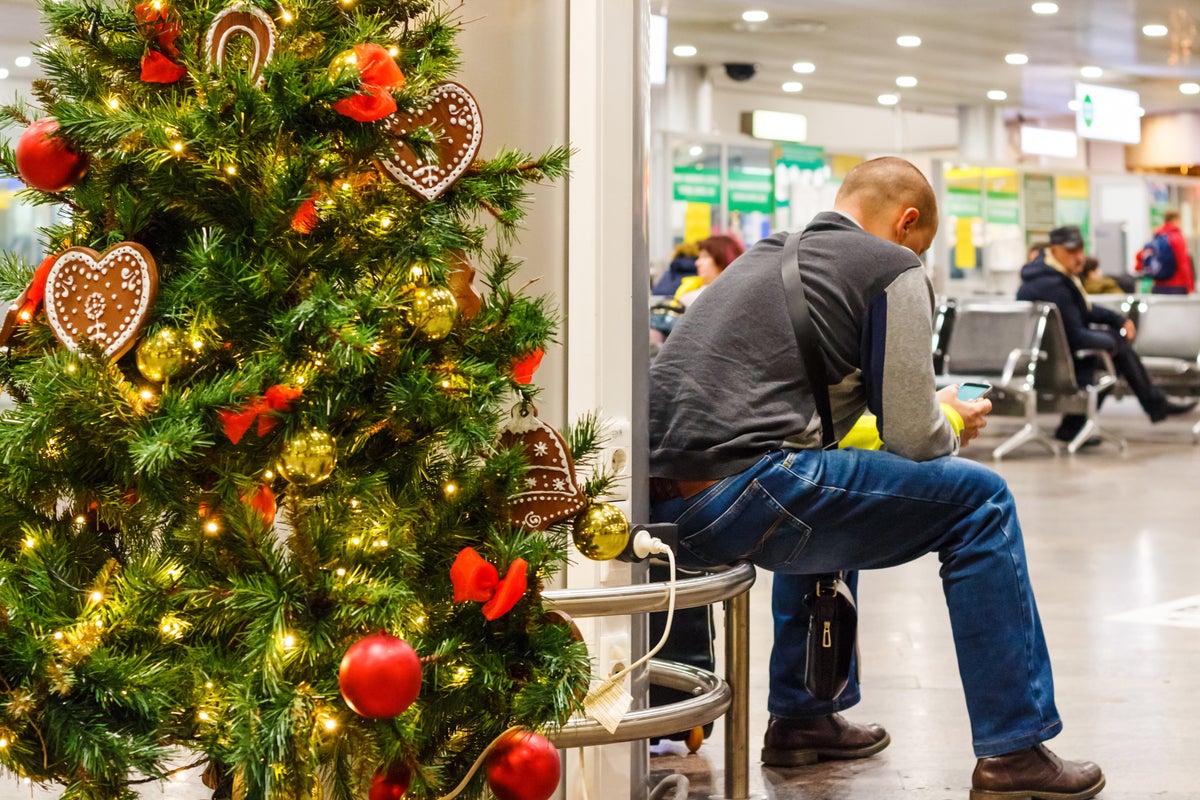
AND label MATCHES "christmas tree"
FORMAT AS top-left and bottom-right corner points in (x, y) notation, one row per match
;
(0, 1), (605, 798)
